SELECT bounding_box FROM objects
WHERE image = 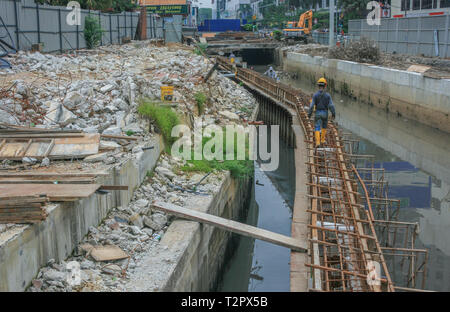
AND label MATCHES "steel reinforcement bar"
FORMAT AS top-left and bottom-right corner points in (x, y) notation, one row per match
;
(217, 57), (395, 292)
